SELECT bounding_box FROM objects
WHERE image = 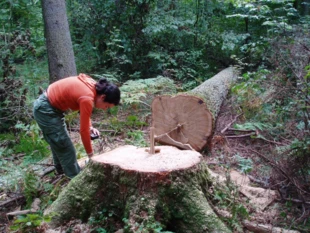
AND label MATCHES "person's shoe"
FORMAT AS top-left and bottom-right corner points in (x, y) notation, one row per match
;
(55, 166), (64, 175)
